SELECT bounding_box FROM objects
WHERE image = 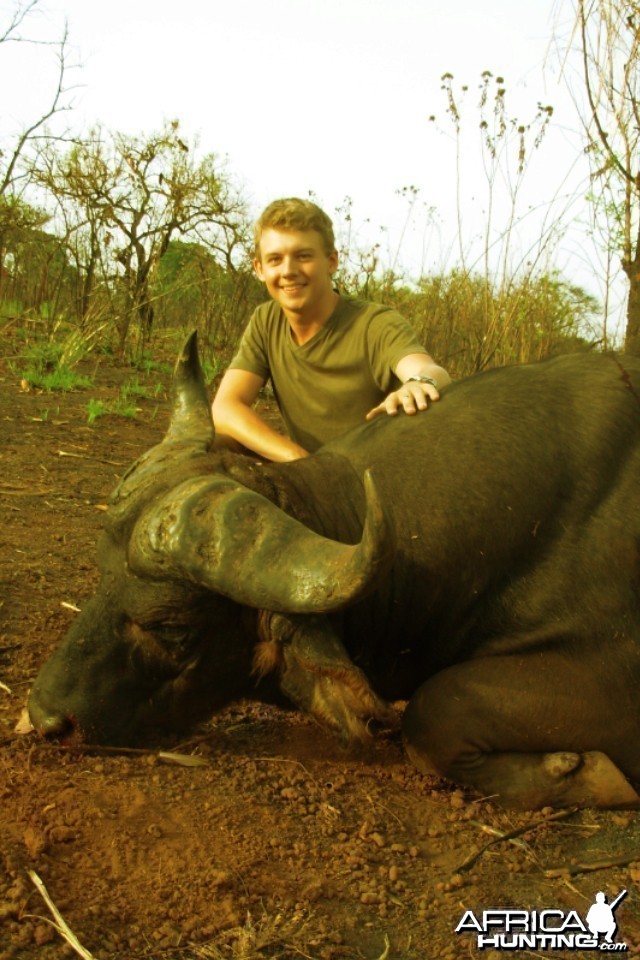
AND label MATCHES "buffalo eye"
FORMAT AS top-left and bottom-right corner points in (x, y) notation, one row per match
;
(124, 619), (191, 662)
